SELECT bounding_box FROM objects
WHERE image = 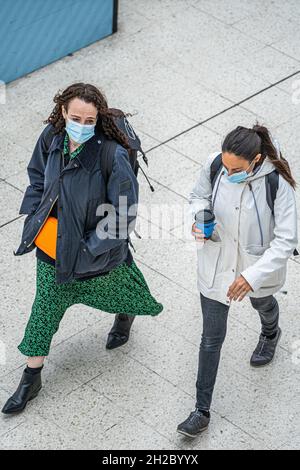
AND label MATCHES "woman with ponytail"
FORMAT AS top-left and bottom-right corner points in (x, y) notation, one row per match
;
(2, 83), (163, 415)
(178, 124), (297, 438)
